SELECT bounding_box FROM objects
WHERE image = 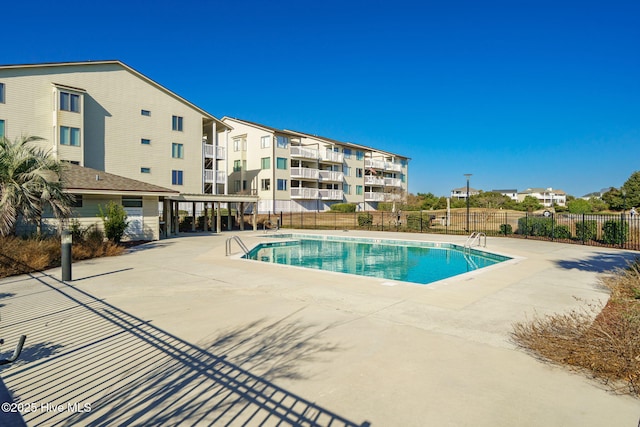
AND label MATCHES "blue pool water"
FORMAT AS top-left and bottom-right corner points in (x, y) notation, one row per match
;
(244, 235), (510, 285)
